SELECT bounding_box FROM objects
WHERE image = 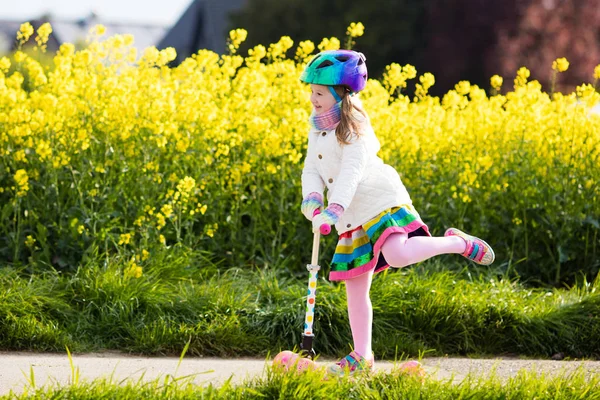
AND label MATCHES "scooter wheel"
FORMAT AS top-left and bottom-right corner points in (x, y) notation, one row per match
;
(273, 350), (298, 371)
(295, 357), (317, 372)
